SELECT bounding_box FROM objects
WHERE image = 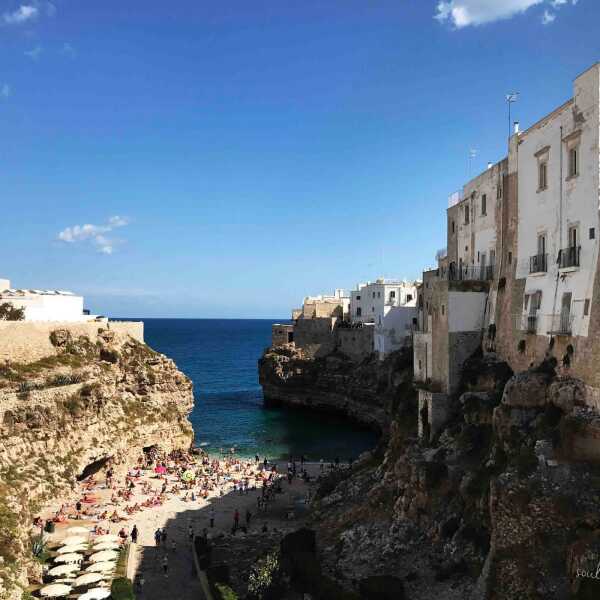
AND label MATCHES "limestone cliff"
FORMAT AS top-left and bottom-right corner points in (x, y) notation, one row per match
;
(258, 345), (415, 432)
(0, 327), (194, 599)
